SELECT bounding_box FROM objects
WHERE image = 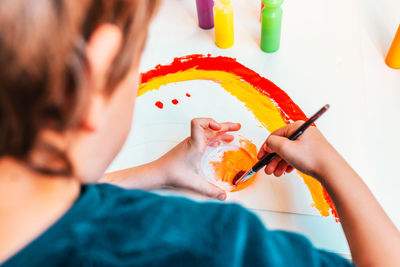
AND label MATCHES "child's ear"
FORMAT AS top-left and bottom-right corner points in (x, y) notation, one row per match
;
(86, 23), (122, 90)
(80, 24), (122, 132)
